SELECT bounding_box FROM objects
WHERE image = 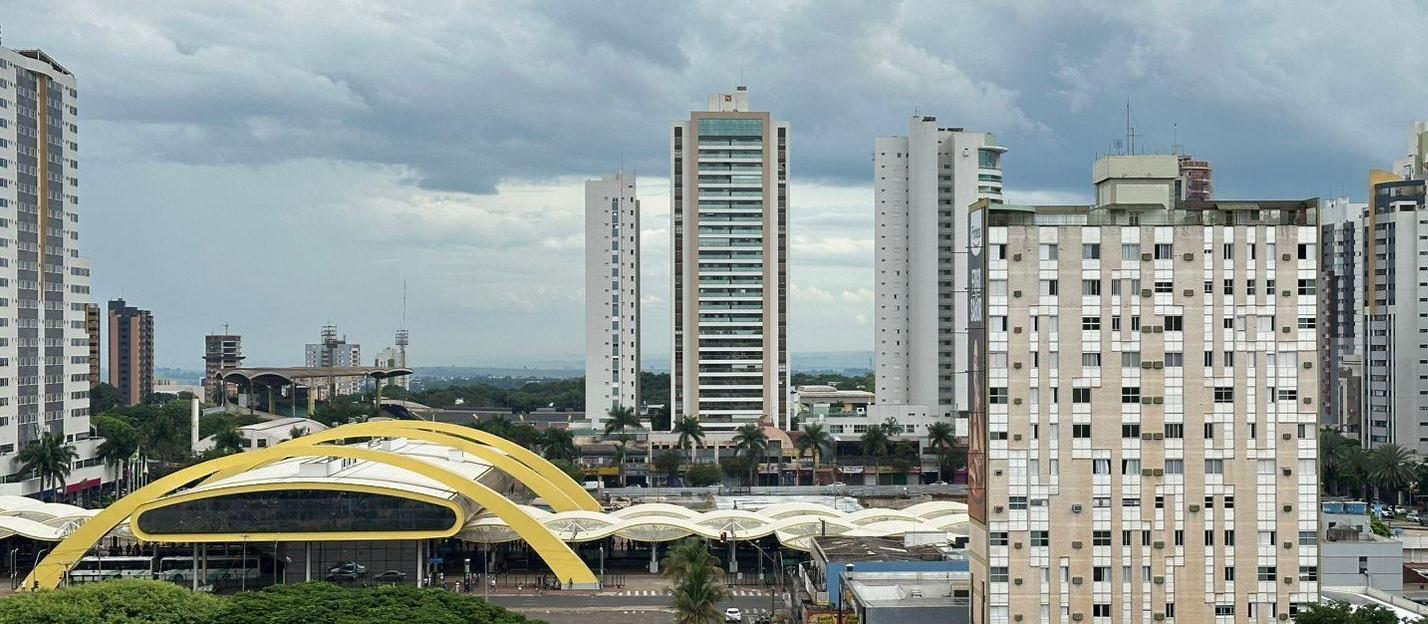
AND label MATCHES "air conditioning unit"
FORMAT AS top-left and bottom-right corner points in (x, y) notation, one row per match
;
(1072, 541), (1083, 550)
(1141, 468), (1154, 476)
(1152, 361), (1164, 369)
(1284, 577), (1294, 584)
(1141, 253), (1152, 261)
(1153, 541), (1164, 549)
(1282, 467), (1292, 476)
(1283, 504), (1294, 513)
(1141, 289), (1152, 297)
(1013, 253), (1022, 261)
(1013, 577), (1023, 585)
(1153, 326), (1164, 333)
(1071, 504), (1082, 513)
(994, 506), (1004, 513)
(1072, 614), (1084, 622)
(1141, 432), (1153, 440)
(1013, 290), (1022, 298)
(1152, 469), (1164, 476)
(1141, 361), (1153, 369)
(1282, 433), (1292, 440)
(1282, 327), (1292, 333)
(1141, 397), (1153, 405)
(1189, 504), (1201, 512)
(1013, 326), (1023, 333)
(1282, 290), (1292, 297)
(1304, 397), (1313, 405)
(1184, 289), (1194, 297)
(1154, 614), (1165, 621)
(1152, 433), (1164, 440)
(1152, 397), (1164, 404)
(1303, 361), (1313, 369)
(1071, 576), (1083, 585)
(994, 469), (1003, 476)
(1282, 253), (1292, 261)
(1153, 576), (1165, 584)
(1013, 362), (1023, 369)
(1013, 542), (1023, 549)
(1013, 397), (1023, 405)
(1182, 253), (1194, 261)
(1014, 615), (1024, 622)
(1280, 614), (1290, 621)
(1283, 541), (1293, 549)
(1013, 433), (1022, 441)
